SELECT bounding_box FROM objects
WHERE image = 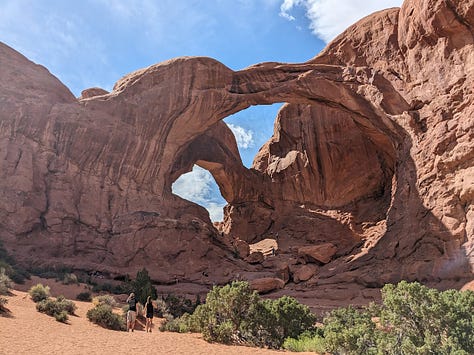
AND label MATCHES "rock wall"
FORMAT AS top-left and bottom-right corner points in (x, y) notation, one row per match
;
(0, 0), (472, 306)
